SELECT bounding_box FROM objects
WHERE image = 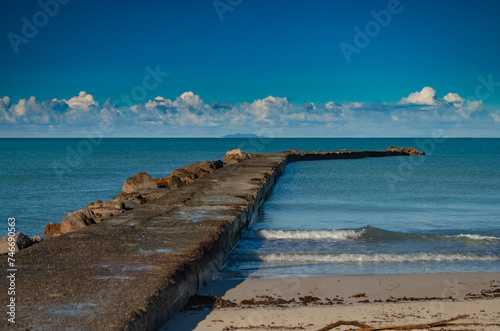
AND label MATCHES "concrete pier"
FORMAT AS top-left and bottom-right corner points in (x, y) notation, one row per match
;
(0, 149), (422, 330)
